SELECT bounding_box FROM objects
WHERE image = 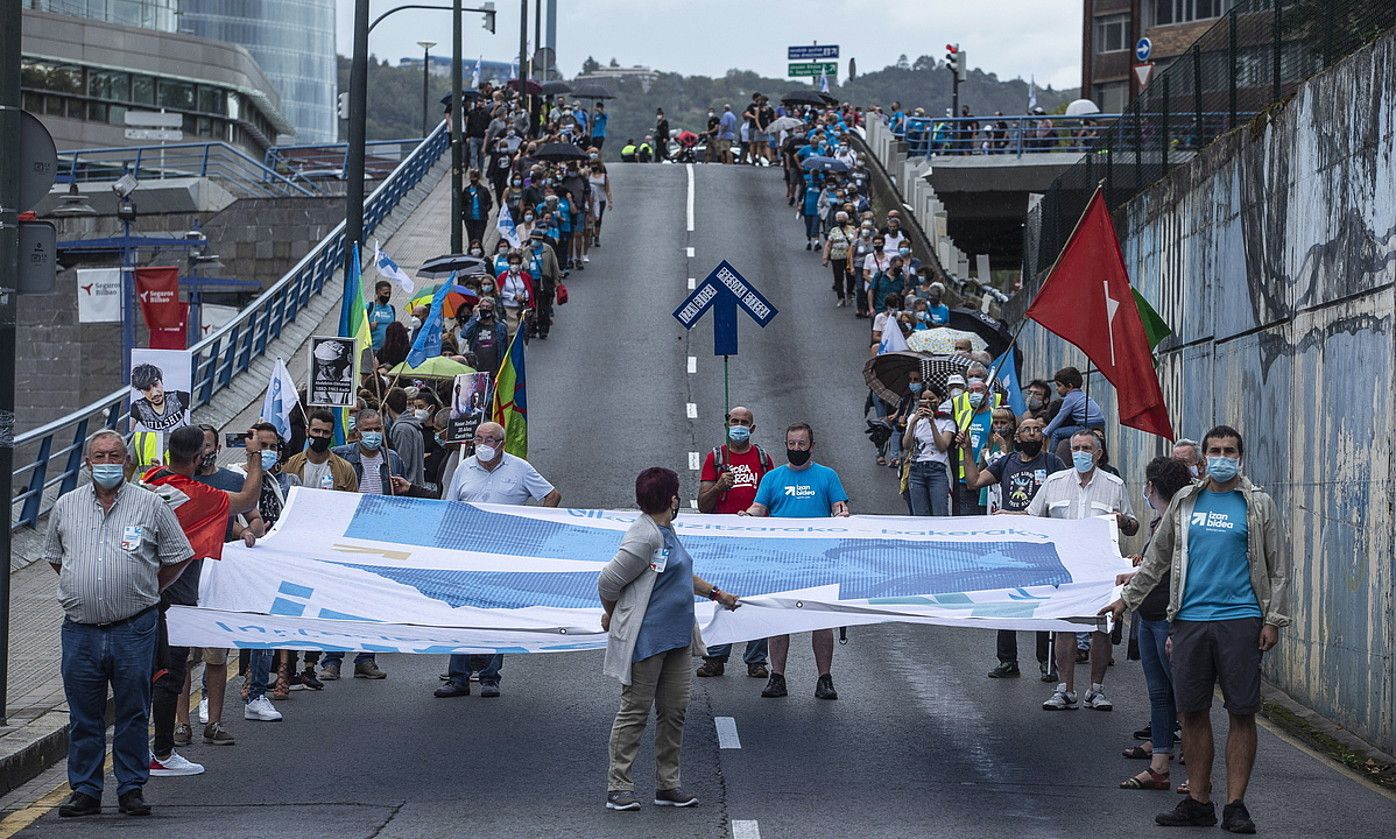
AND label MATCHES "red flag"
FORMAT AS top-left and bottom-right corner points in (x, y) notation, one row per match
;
(148, 302), (189, 349)
(136, 265), (182, 329)
(140, 467), (231, 562)
(1025, 189), (1173, 440)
